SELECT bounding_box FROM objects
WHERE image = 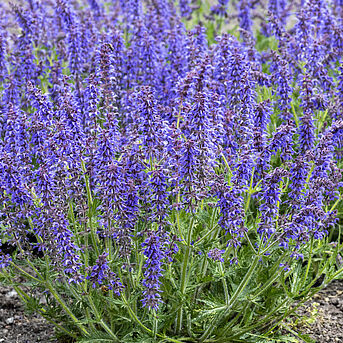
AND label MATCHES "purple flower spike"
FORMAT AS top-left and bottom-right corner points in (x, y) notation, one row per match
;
(208, 248), (225, 262)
